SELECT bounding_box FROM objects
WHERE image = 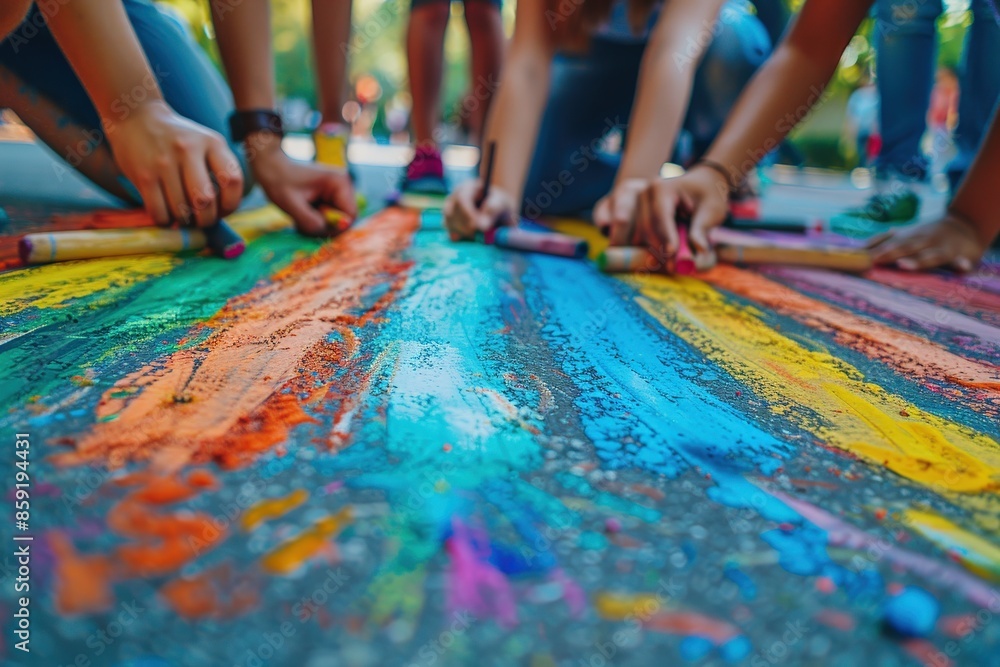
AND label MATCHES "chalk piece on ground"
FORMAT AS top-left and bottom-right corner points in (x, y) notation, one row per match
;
(19, 227), (207, 264)
(486, 226), (588, 259)
(203, 221), (246, 259)
(882, 587), (939, 637)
